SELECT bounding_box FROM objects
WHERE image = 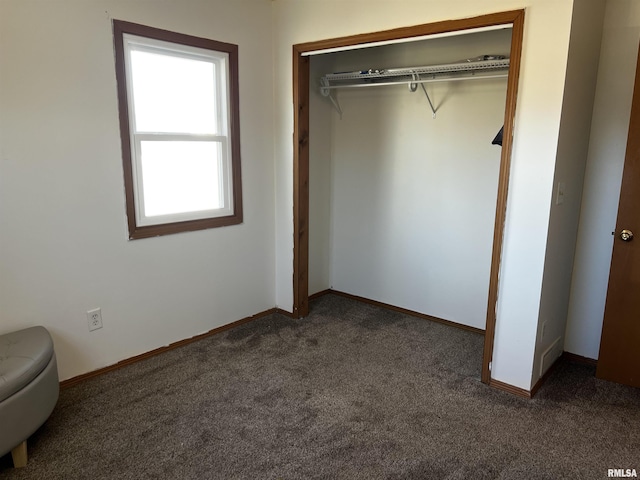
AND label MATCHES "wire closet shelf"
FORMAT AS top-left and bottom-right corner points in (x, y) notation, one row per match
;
(319, 57), (510, 118)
